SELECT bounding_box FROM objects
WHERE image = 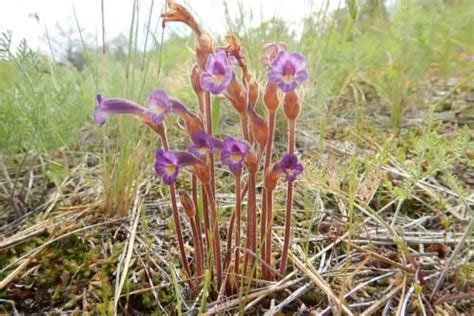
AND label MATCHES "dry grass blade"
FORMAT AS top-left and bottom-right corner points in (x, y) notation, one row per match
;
(0, 249), (40, 290)
(360, 284), (403, 316)
(288, 250), (354, 315)
(264, 282), (312, 315)
(429, 206), (474, 302)
(113, 191), (142, 314)
(204, 278), (303, 314)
